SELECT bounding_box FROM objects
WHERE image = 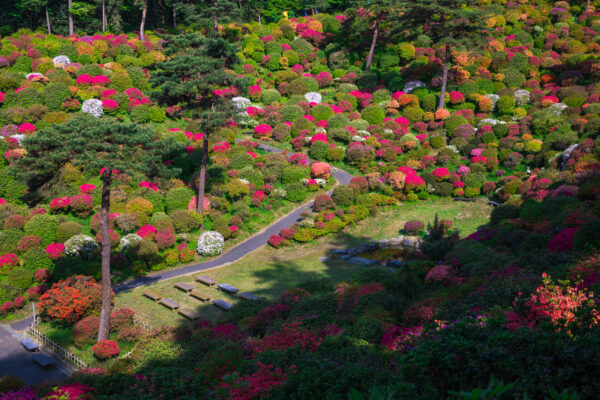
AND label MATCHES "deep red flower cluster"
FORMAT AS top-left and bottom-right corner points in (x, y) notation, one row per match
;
(93, 339), (121, 359)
